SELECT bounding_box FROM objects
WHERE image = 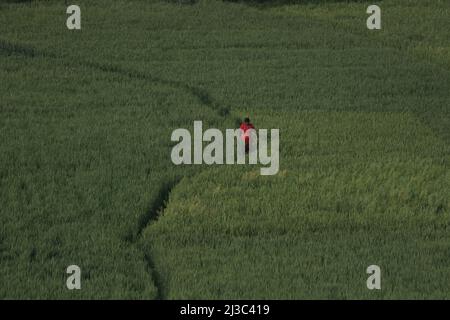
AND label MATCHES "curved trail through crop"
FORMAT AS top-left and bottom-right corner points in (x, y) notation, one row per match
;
(1, 38), (237, 299)
(0, 38), (232, 118)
